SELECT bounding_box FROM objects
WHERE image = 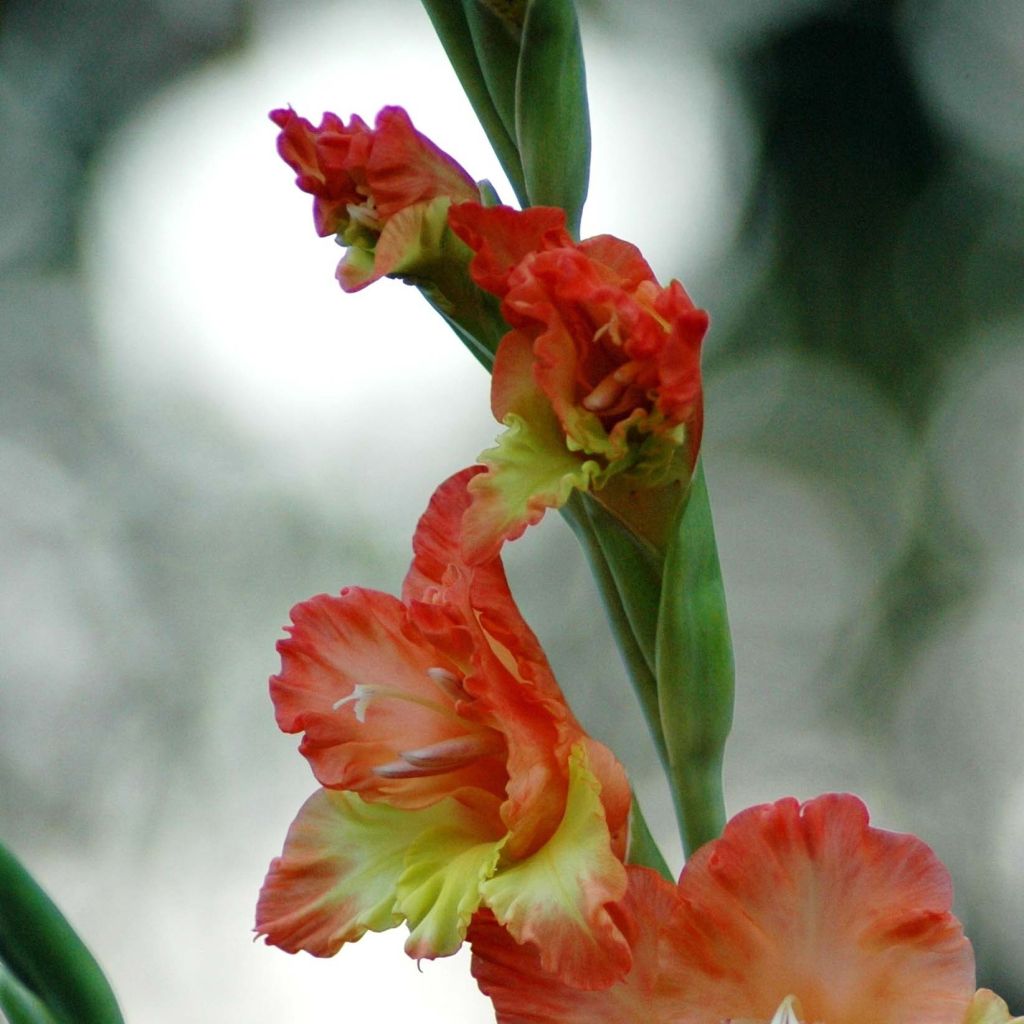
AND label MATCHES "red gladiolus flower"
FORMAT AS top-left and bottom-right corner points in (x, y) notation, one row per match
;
(271, 105), (479, 291)
(470, 793), (981, 1023)
(447, 203), (709, 562)
(256, 468), (633, 989)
